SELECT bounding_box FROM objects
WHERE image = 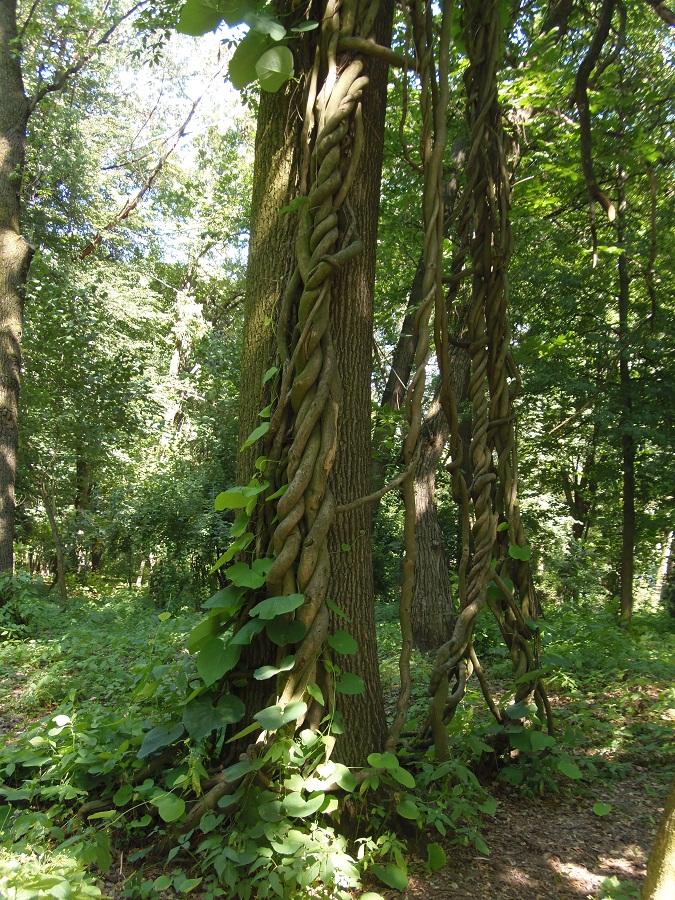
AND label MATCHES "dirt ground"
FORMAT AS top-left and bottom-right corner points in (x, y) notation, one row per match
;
(375, 775), (669, 899)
